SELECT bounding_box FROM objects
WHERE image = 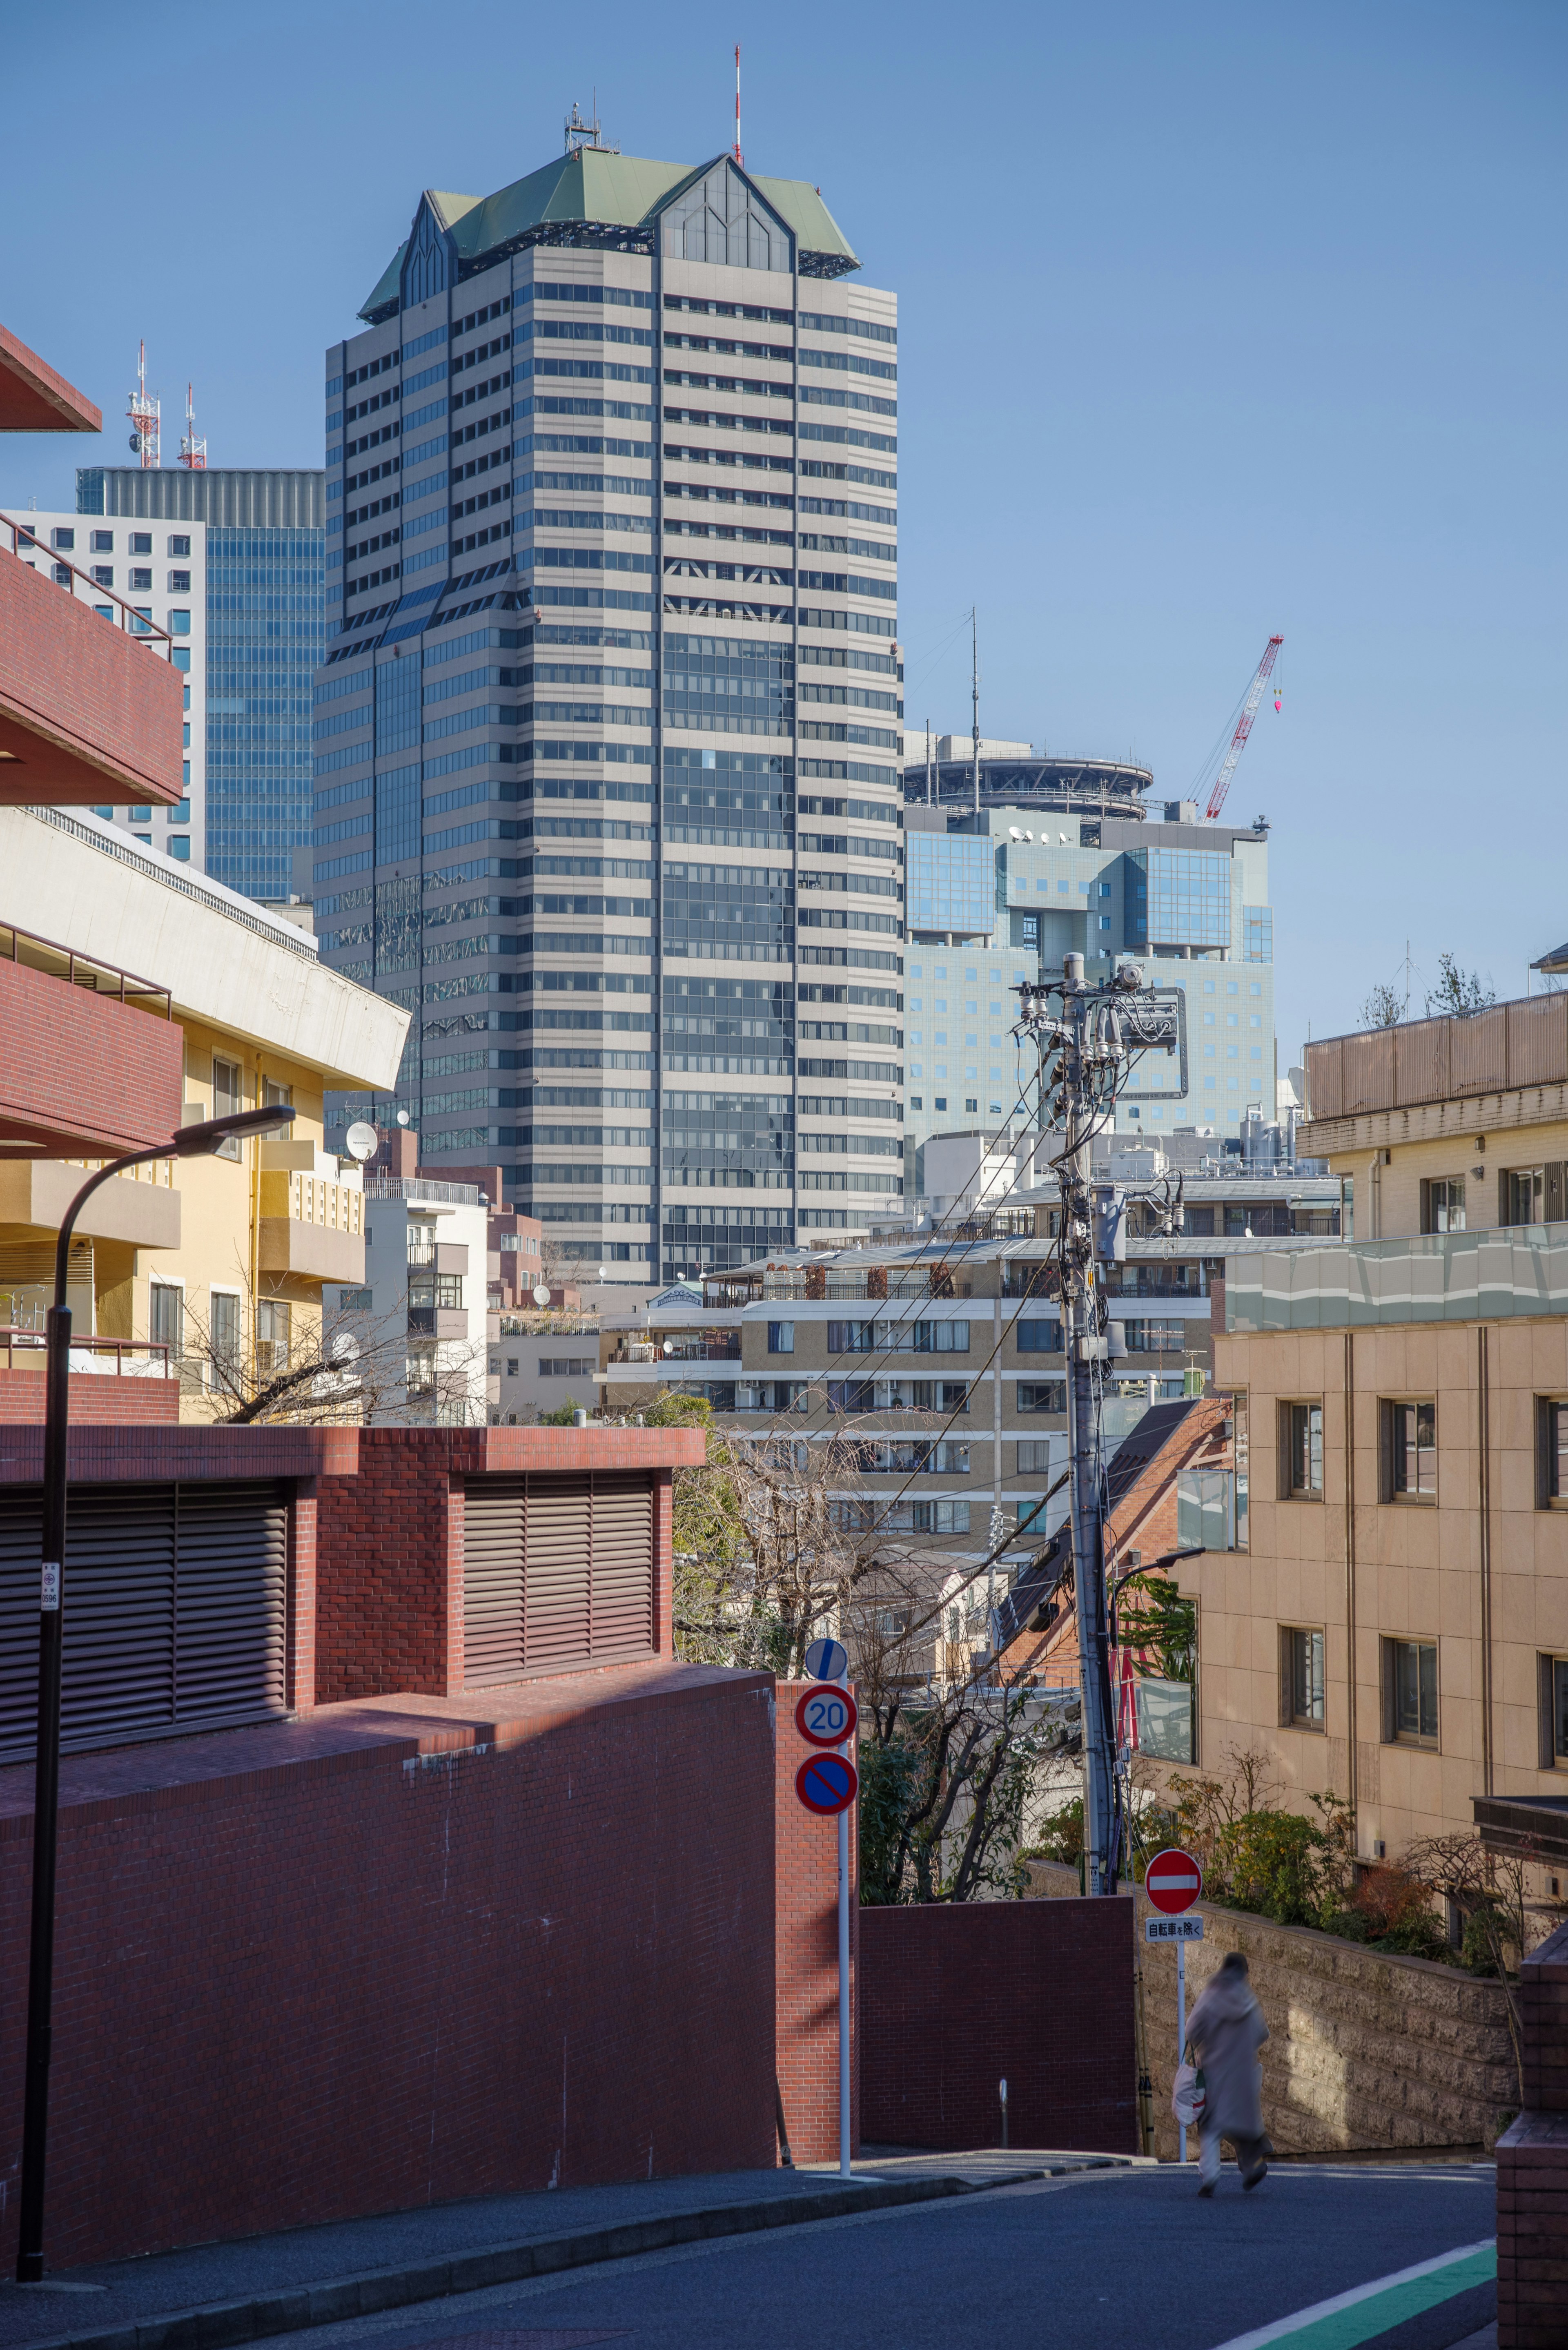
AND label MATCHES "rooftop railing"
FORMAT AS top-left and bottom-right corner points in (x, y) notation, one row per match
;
(3, 519), (178, 658)
(0, 1329), (171, 1376)
(1, 919), (172, 1019)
